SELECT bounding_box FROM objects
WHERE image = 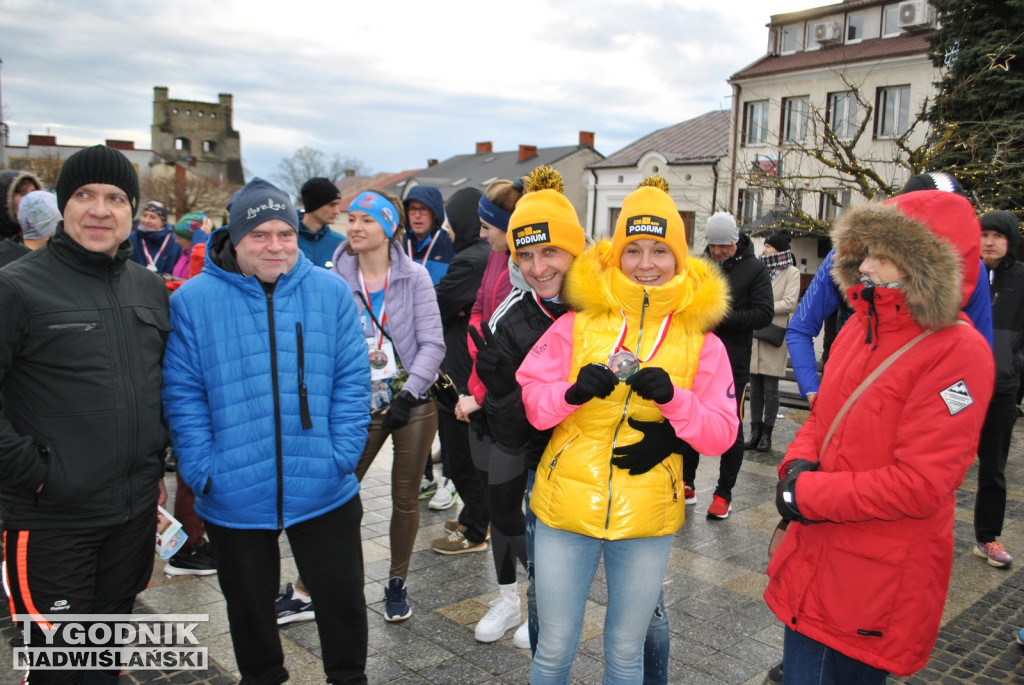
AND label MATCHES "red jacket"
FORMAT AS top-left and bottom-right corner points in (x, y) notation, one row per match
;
(764, 194), (994, 676)
(466, 250), (512, 403)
